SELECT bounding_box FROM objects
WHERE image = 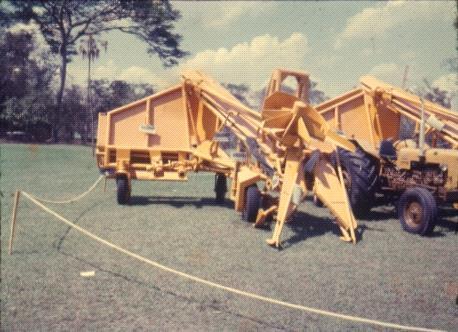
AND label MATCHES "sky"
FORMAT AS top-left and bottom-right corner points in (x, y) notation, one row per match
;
(14, 1), (458, 107)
